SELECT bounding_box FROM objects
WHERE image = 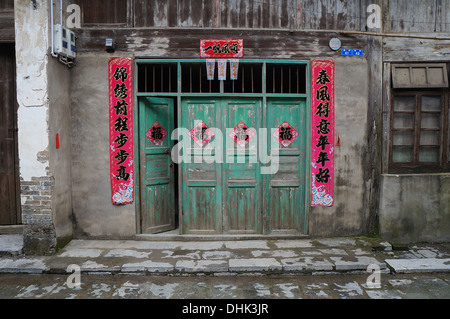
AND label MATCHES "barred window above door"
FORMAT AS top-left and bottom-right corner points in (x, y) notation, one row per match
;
(389, 64), (449, 173)
(136, 62), (307, 95)
(73, 0), (132, 26)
